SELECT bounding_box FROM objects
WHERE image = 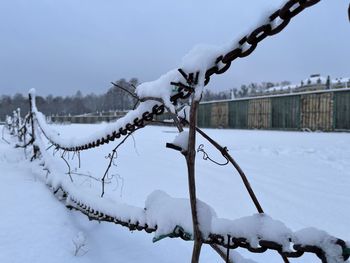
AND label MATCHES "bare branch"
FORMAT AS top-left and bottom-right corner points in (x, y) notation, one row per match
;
(185, 98), (202, 263)
(210, 244), (233, 263)
(101, 127), (141, 197)
(61, 151), (74, 182)
(71, 171), (105, 183)
(193, 124), (264, 213)
(197, 144), (229, 166)
(111, 81), (139, 100)
(15, 138), (34, 148)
